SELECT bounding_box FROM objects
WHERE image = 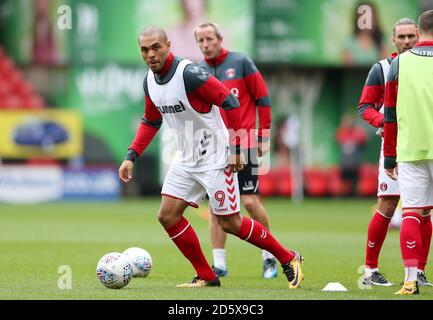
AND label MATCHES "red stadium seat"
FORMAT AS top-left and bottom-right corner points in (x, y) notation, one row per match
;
(0, 81), (11, 97)
(303, 168), (327, 197)
(358, 164), (378, 197)
(7, 69), (24, 86)
(359, 163), (378, 179)
(358, 178), (378, 197)
(258, 170), (276, 197)
(0, 50), (46, 110)
(3, 95), (22, 109)
(23, 95), (45, 109)
(275, 168), (292, 196)
(14, 82), (35, 97)
(327, 166), (348, 197)
(0, 57), (14, 74)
